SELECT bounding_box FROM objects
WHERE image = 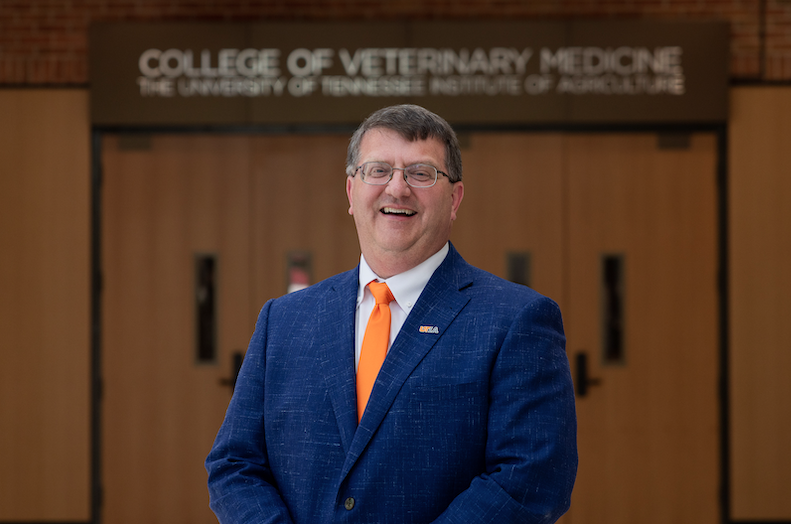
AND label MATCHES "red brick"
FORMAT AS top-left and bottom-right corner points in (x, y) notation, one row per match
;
(0, 0), (789, 82)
